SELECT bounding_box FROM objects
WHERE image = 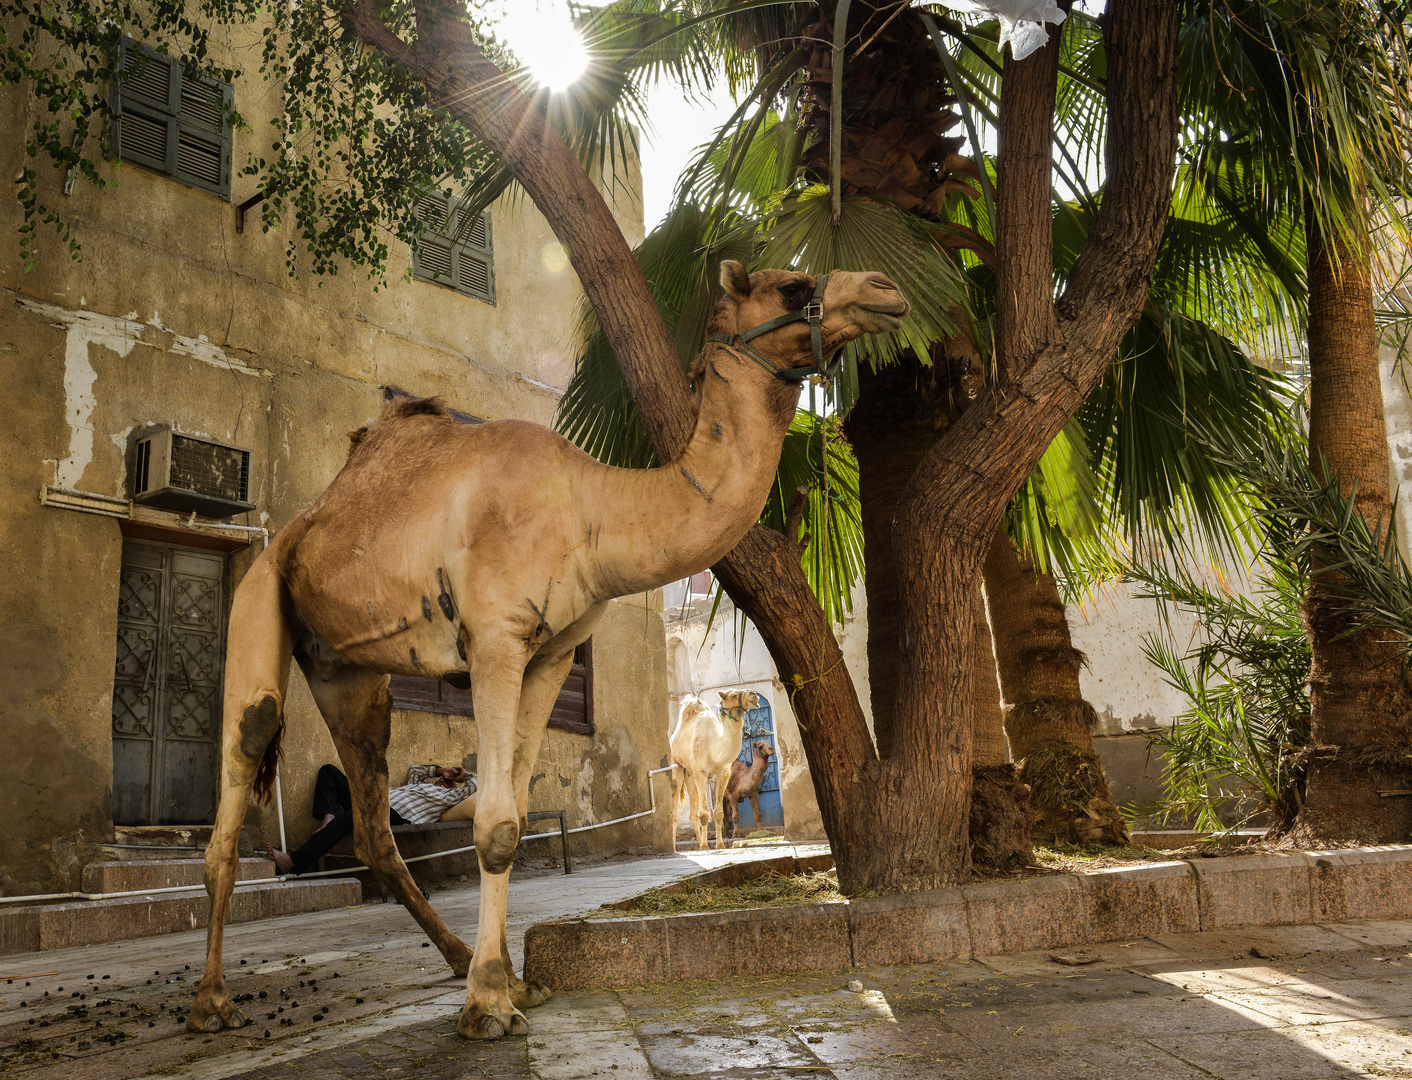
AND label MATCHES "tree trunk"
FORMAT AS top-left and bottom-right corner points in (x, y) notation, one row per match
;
(984, 531), (1128, 844)
(970, 586), (1036, 869)
(1292, 215), (1412, 844)
(843, 356), (954, 758)
(361, 0), (1179, 892)
(973, 593), (1008, 768)
(844, 354), (1033, 868)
